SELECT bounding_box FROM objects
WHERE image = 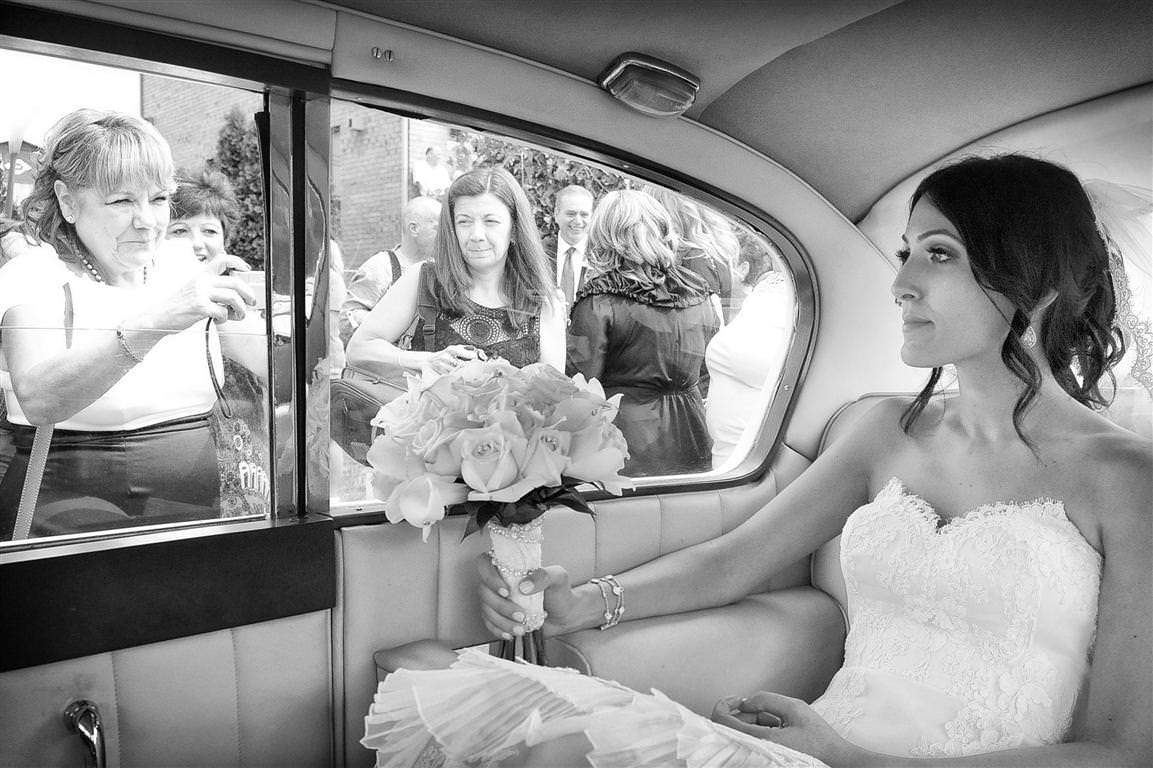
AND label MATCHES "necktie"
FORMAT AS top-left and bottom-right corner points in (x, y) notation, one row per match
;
(561, 246), (576, 305)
